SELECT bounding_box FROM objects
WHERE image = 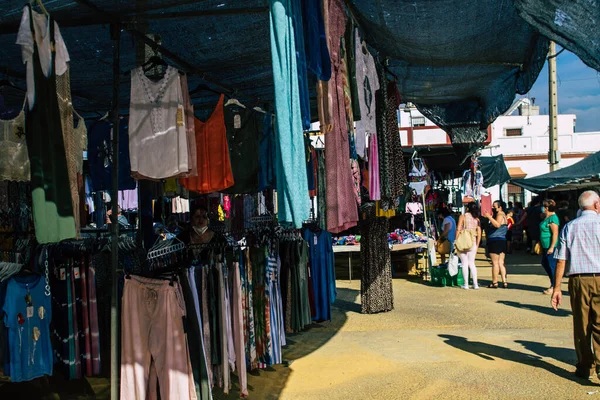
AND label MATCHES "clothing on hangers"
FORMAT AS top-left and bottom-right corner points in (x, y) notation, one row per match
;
(129, 65), (190, 180)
